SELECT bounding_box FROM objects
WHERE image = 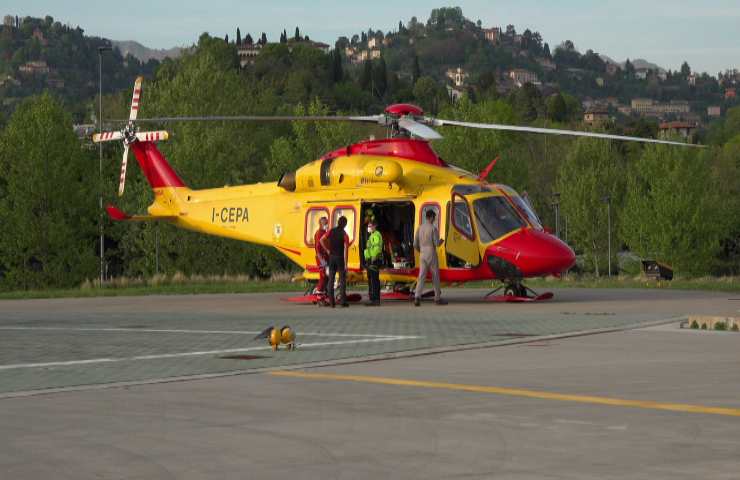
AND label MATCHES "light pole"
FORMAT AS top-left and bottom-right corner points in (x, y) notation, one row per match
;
(602, 195), (612, 277)
(551, 192), (561, 238)
(98, 45), (111, 286)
